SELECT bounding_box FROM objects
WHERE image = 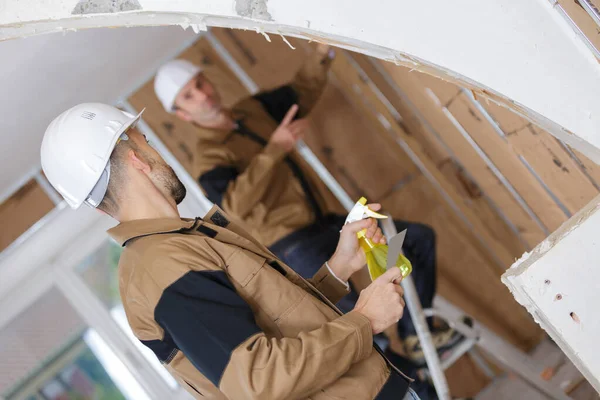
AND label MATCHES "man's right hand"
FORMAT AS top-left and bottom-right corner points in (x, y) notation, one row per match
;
(354, 267), (405, 334)
(270, 104), (309, 152)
